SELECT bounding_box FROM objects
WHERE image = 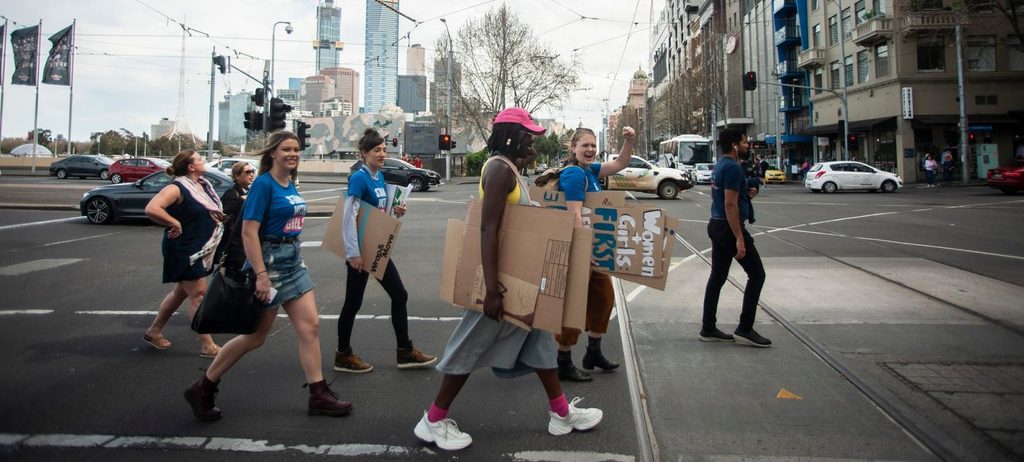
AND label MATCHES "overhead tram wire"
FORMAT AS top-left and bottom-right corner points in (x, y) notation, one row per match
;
(604, 0), (644, 104)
